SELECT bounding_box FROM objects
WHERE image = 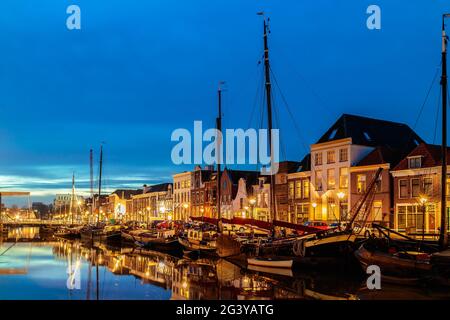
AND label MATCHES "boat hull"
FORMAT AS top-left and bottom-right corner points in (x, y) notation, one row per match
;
(354, 243), (433, 284)
(247, 257), (293, 269)
(178, 237), (216, 253)
(81, 230), (121, 243)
